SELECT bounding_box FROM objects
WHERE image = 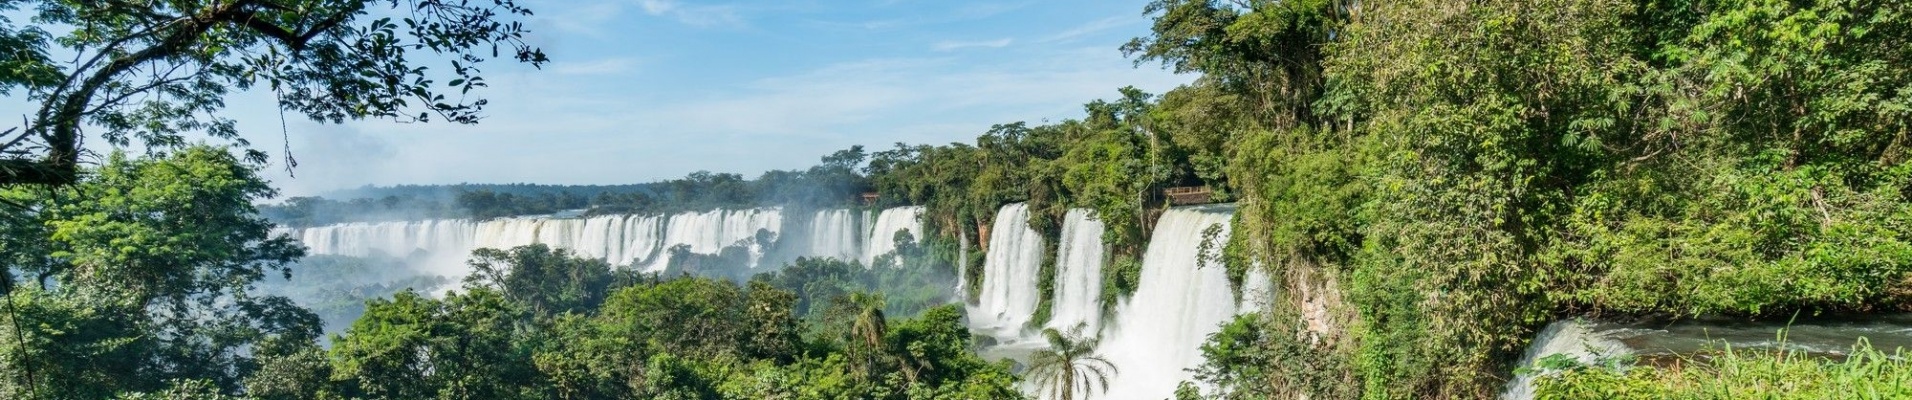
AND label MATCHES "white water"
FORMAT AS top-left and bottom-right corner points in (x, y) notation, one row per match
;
(969, 203), (1045, 339)
(1500, 320), (1630, 400)
(641, 208), (784, 271)
(293, 207), (938, 278)
(804, 209), (863, 261)
(1502, 315), (1912, 399)
(1047, 209), (1106, 333)
(1100, 205), (1240, 399)
(863, 206), (926, 267)
(955, 230), (971, 298)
